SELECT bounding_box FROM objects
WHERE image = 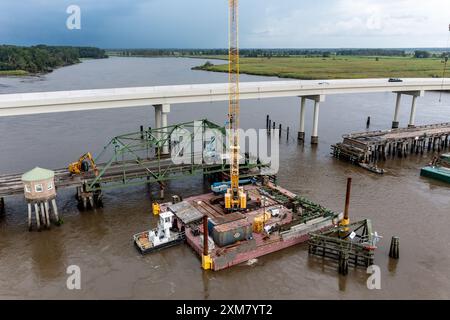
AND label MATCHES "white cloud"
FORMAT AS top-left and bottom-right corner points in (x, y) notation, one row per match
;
(245, 0), (450, 48)
(317, 0), (450, 40)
